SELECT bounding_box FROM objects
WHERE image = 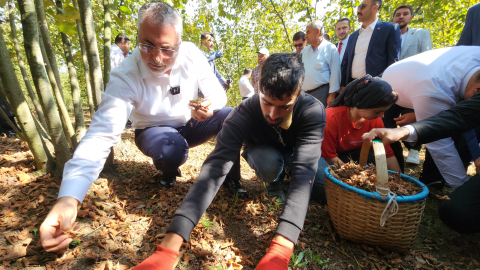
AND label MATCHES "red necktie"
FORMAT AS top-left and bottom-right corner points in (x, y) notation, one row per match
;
(338, 42), (343, 54)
